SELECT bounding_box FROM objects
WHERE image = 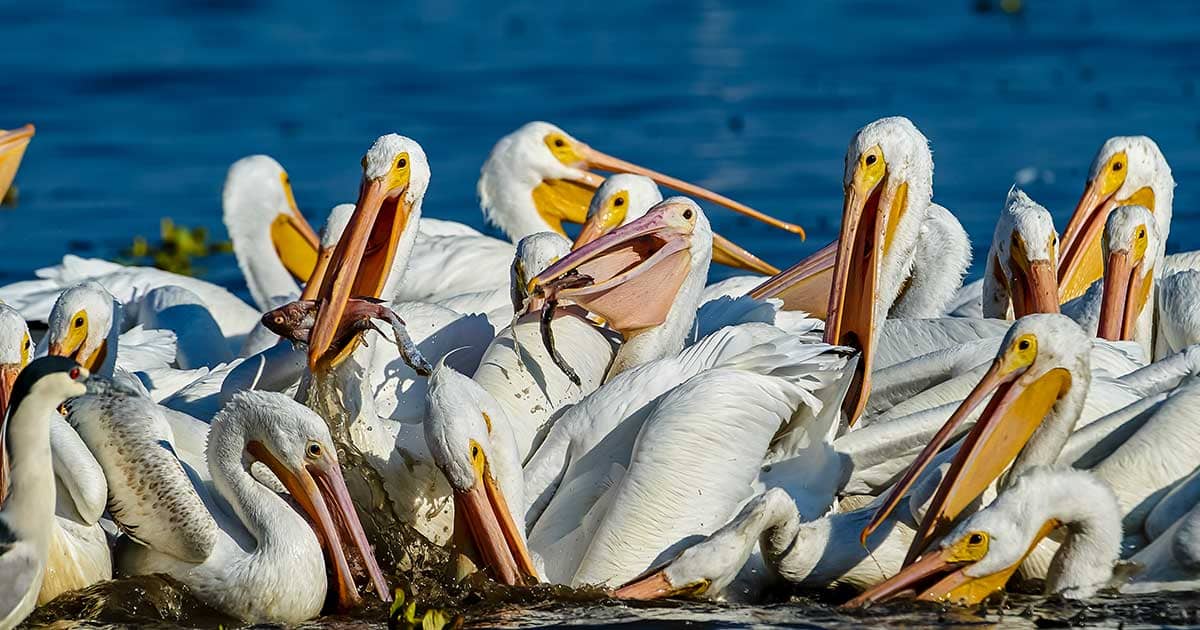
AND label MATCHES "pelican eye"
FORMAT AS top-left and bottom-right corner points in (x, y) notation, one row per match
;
(865, 154), (878, 166)
(74, 317), (85, 328)
(306, 442), (322, 458)
(24, 339), (30, 349)
(1137, 228), (1146, 239)
(554, 138), (565, 148)
(614, 197), (625, 207)
(1113, 161), (1123, 172)
(683, 209), (694, 220)
(396, 157), (407, 169)
(471, 444), (481, 458)
(1018, 339), (1031, 351)
(968, 533), (984, 545)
